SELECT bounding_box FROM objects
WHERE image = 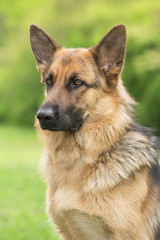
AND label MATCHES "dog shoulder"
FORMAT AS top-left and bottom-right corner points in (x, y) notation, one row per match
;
(83, 123), (159, 192)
